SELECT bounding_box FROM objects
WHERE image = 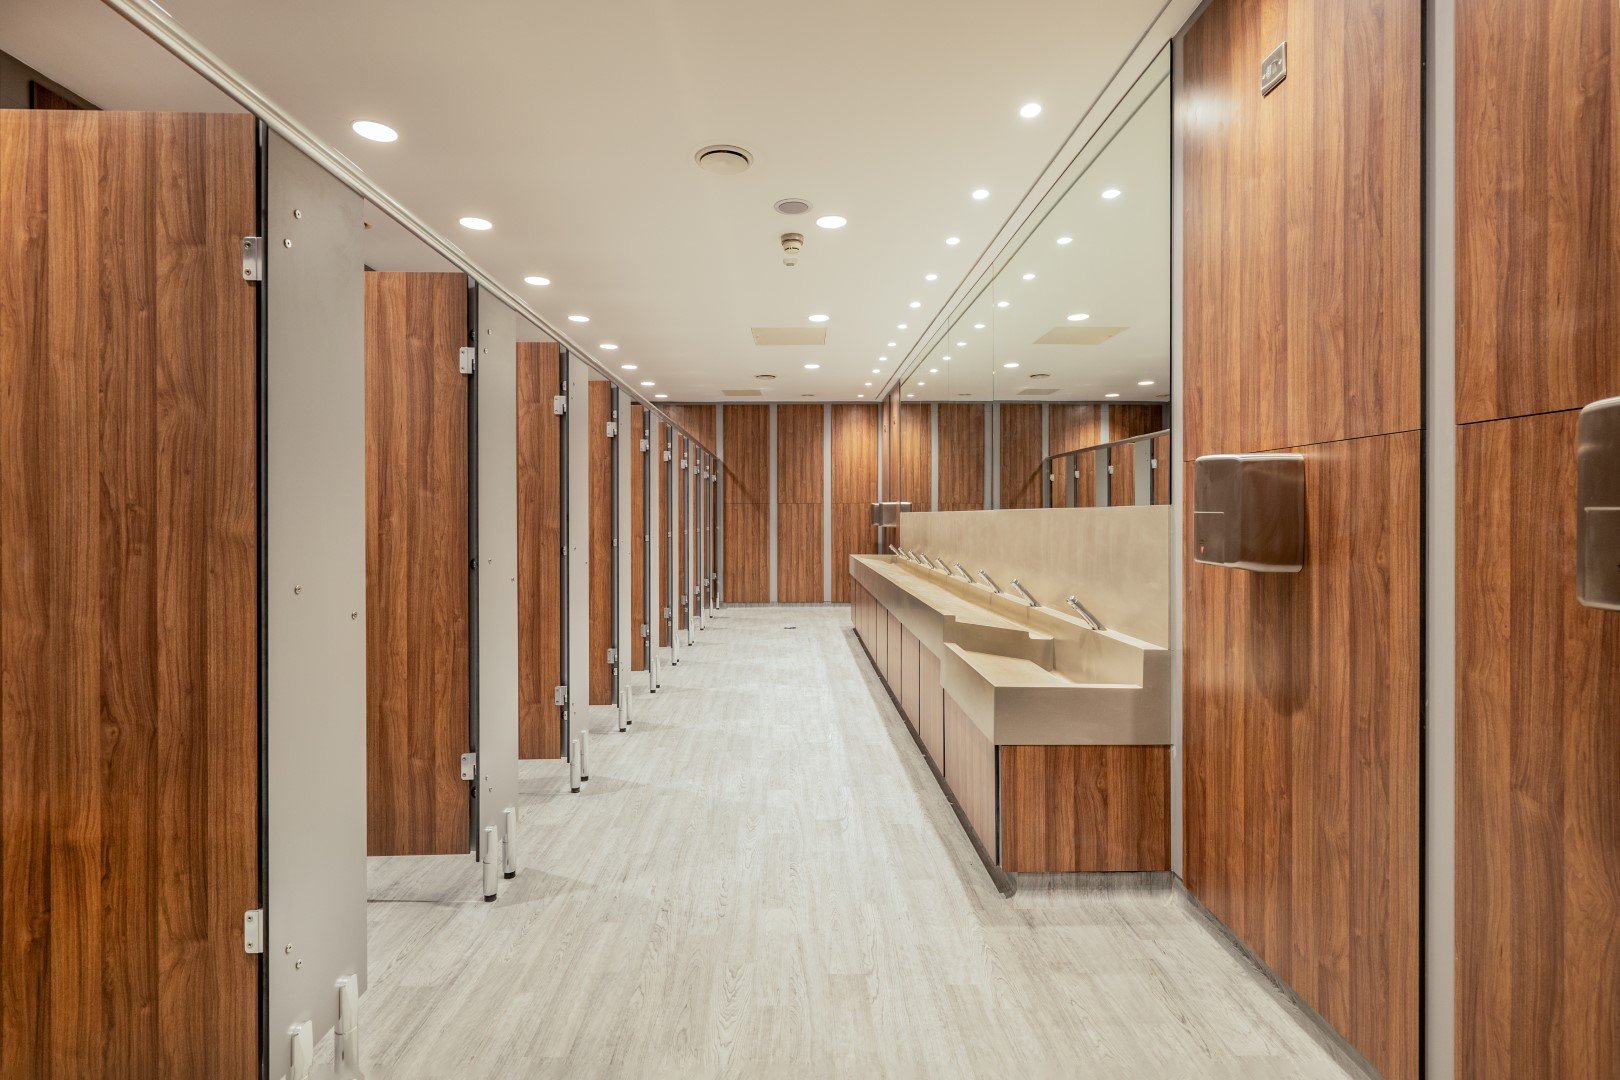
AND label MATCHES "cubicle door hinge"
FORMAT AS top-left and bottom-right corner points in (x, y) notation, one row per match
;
(640, 623), (650, 639)
(553, 395), (568, 415)
(663, 449), (672, 462)
(662, 606), (672, 620)
(680, 457), (689, 470)
(605, 421), (618, 439)
(243, 909), (264, 954)
(606, 648), (618, 666)
(1151, 457), (1160, 470)
(241, 236), (265, 281)
(460, 752), (477, 780)
(1107, 464), (1116, 475)
(640, 437), (650, 452)
(458, 346), (477, 375)
(553, 685), (568, 707)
